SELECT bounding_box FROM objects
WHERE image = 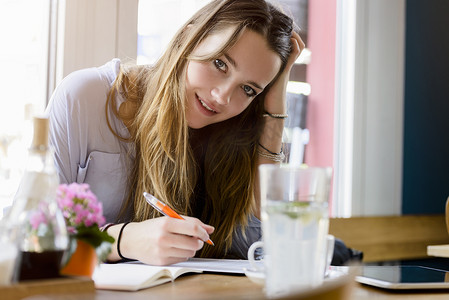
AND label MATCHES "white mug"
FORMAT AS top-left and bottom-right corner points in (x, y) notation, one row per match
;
(248, 234), (335, 277)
